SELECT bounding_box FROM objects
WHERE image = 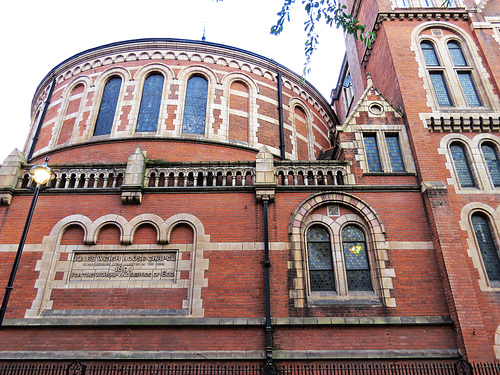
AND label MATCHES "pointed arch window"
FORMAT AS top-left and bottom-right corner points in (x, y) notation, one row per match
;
(183, 75), (208, 135)
(481, 143), (500, 187)
(307, 225), (335, 291)
(94, 76), (122, 136)
(471, 214), (500, 283)
(136, 73), (164, 132)
(342, 225), (372, 291)
(450, 143), (475, 188)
